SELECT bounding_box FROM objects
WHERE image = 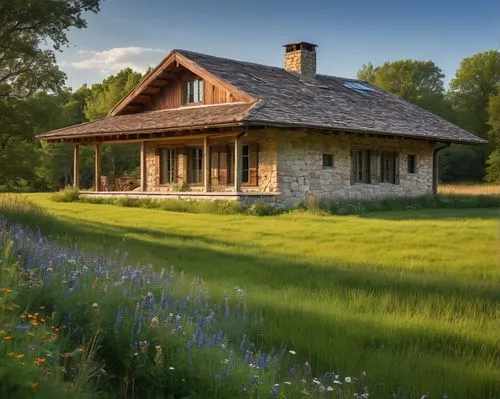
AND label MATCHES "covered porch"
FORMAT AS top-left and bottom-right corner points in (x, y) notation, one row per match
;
(71, 128), (278, 205)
